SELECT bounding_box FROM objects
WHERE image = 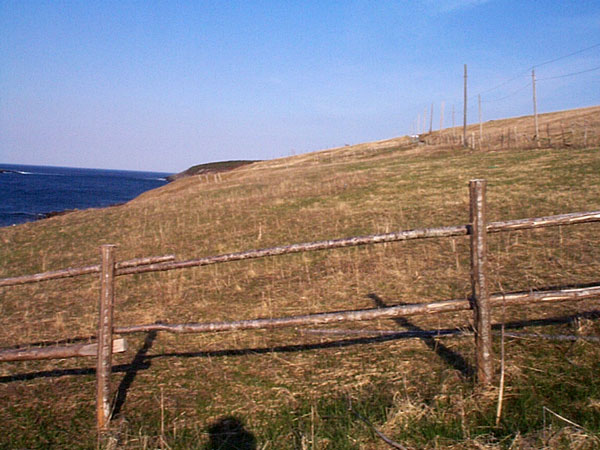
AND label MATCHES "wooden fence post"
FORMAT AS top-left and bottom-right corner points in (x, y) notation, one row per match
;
(97, 244), (116, 431)
(469, 180), (493, 386)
